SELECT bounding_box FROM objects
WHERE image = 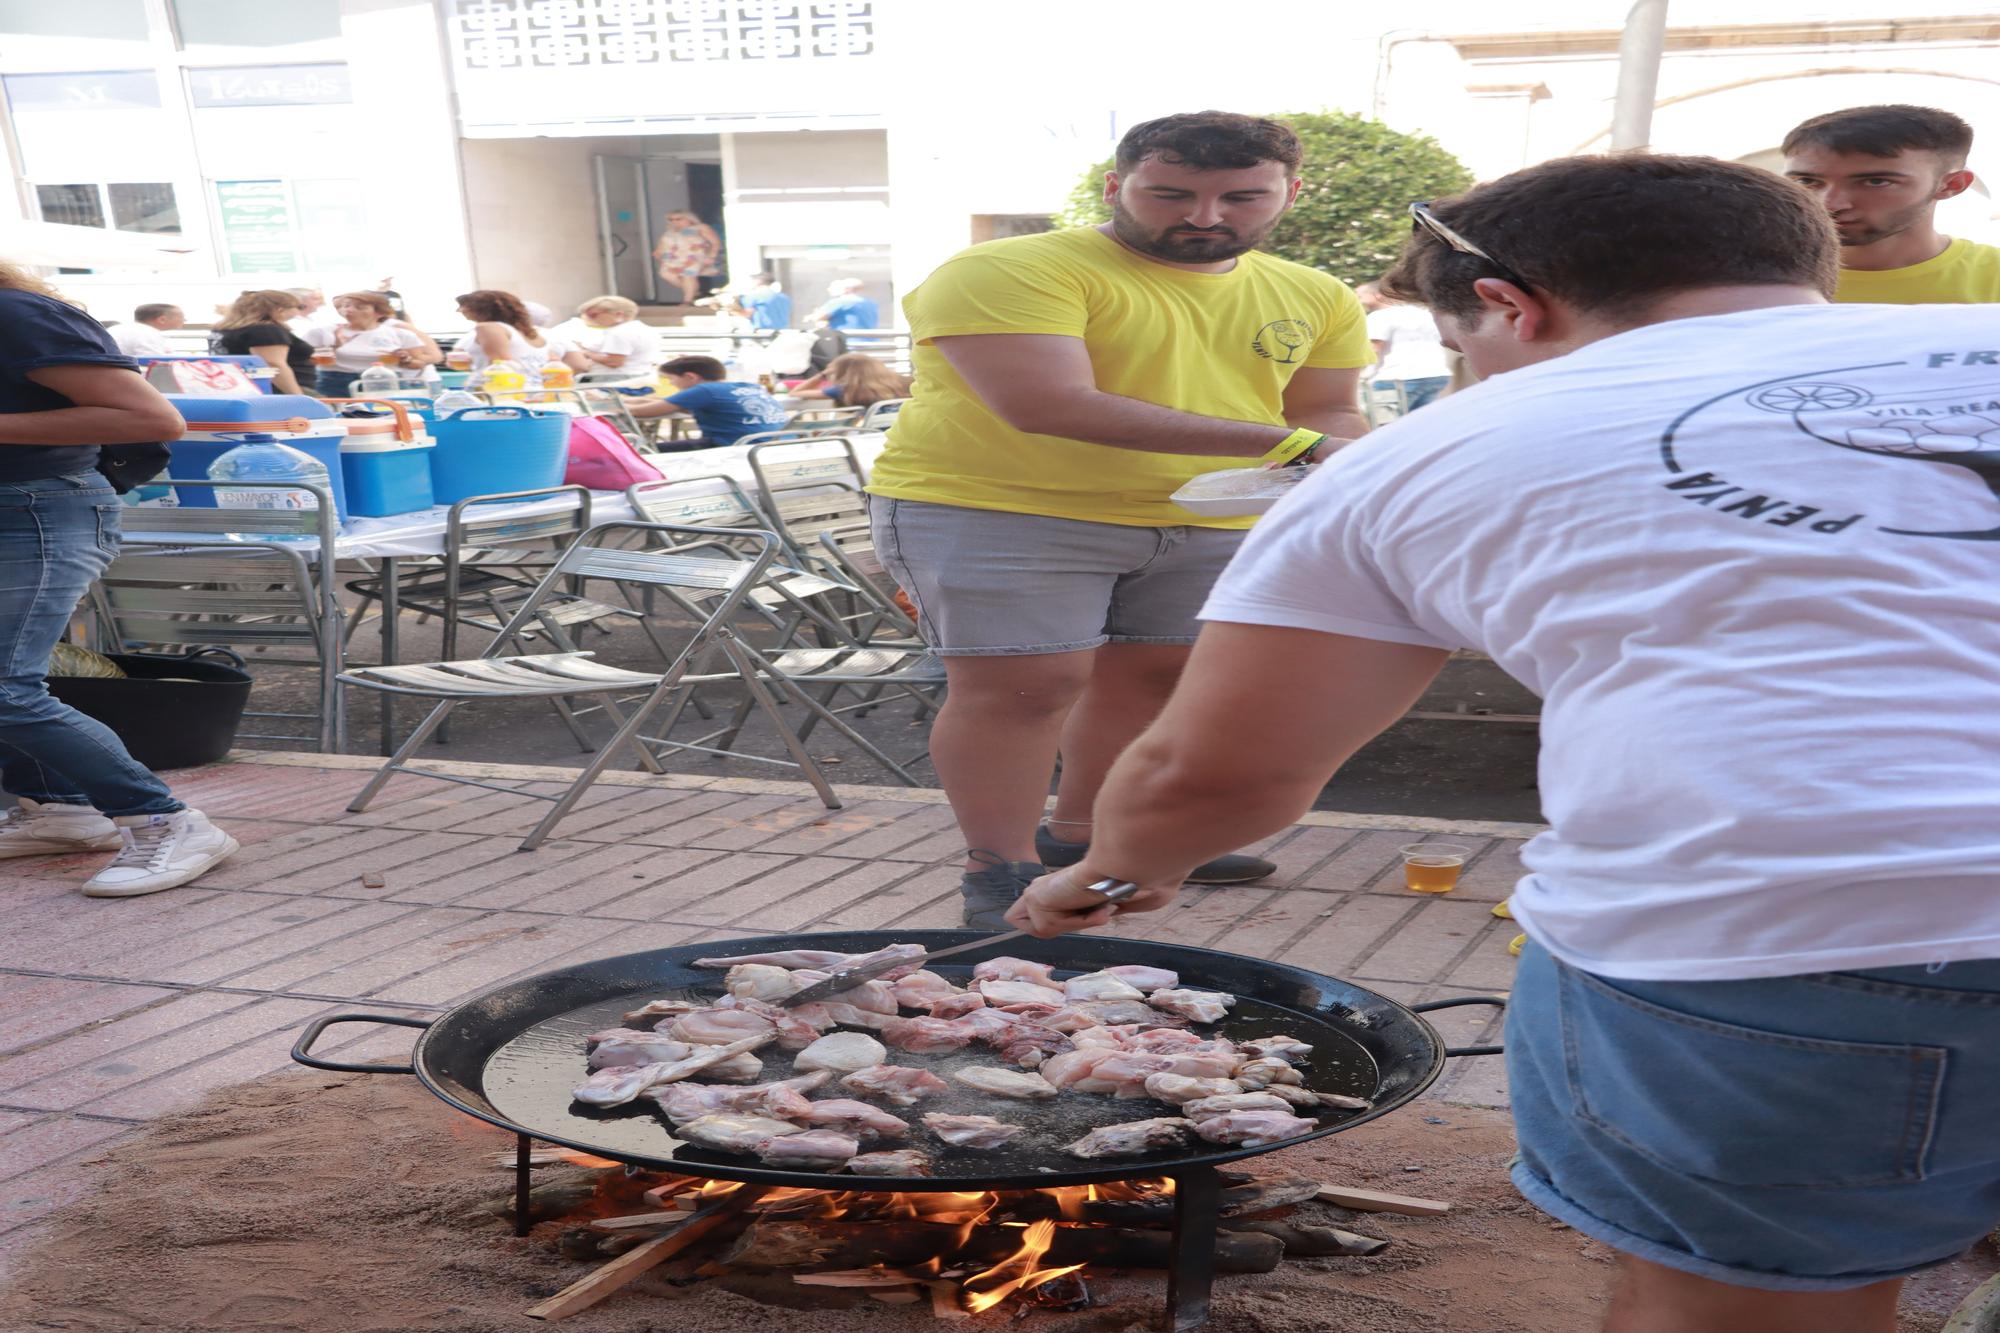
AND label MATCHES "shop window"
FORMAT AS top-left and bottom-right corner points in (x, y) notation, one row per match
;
(0, 0), (148, 40)
(173, 0), (340, 47)
(35, 182), (181, 234)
